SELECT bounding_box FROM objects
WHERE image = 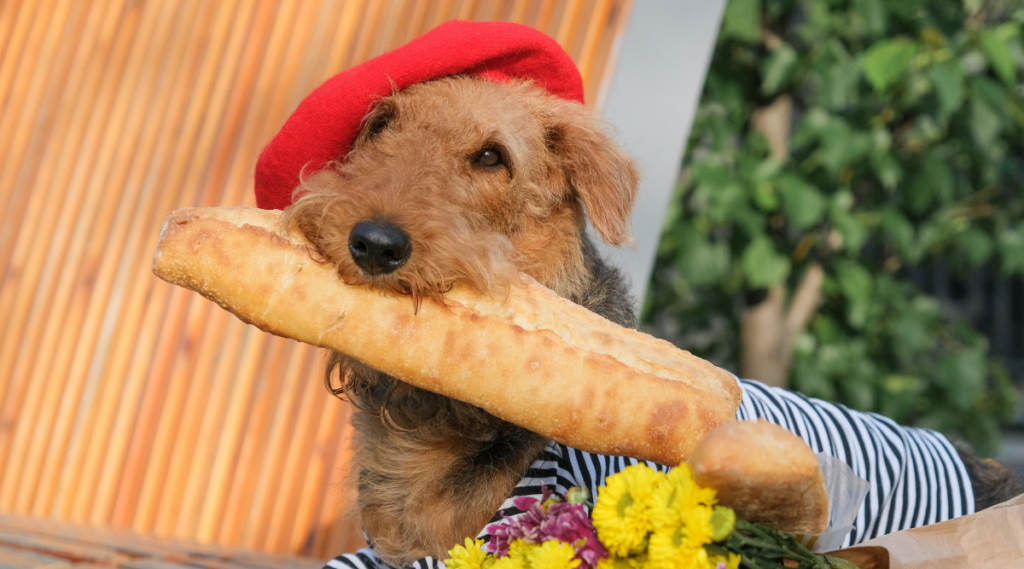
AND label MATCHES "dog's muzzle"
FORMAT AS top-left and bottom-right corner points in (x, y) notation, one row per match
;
(348, 220), (412, 275)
